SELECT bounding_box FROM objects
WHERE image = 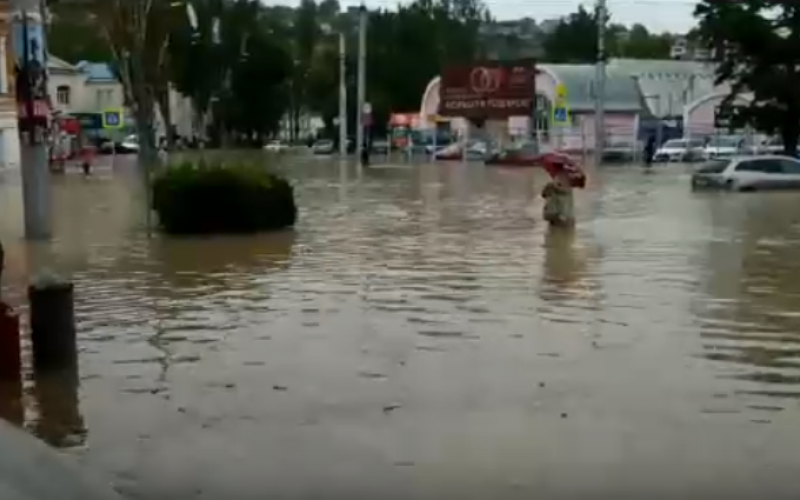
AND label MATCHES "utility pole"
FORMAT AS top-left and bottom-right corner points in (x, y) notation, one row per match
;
(356, 4), (367, 167)
(594, 0), (607, 166)
(338, 33), (347, 158)
(15, 4), (52, 240)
